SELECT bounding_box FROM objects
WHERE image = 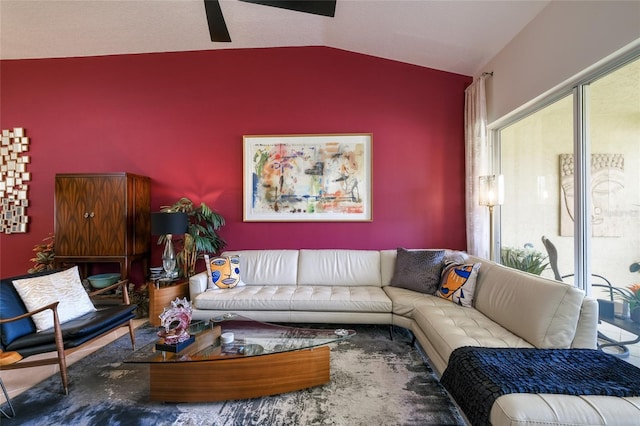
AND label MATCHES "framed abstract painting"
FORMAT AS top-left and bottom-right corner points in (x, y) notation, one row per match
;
(243, 134), (372, 222)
